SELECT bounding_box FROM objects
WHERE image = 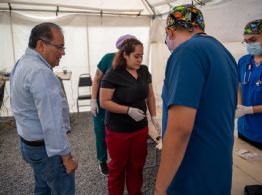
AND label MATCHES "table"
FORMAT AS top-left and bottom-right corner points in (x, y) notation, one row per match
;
(0, 71), (72, 81)
(55, 71), (72, 80)
(0, 71), (72, 115)
(0, 73), (9, 81)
